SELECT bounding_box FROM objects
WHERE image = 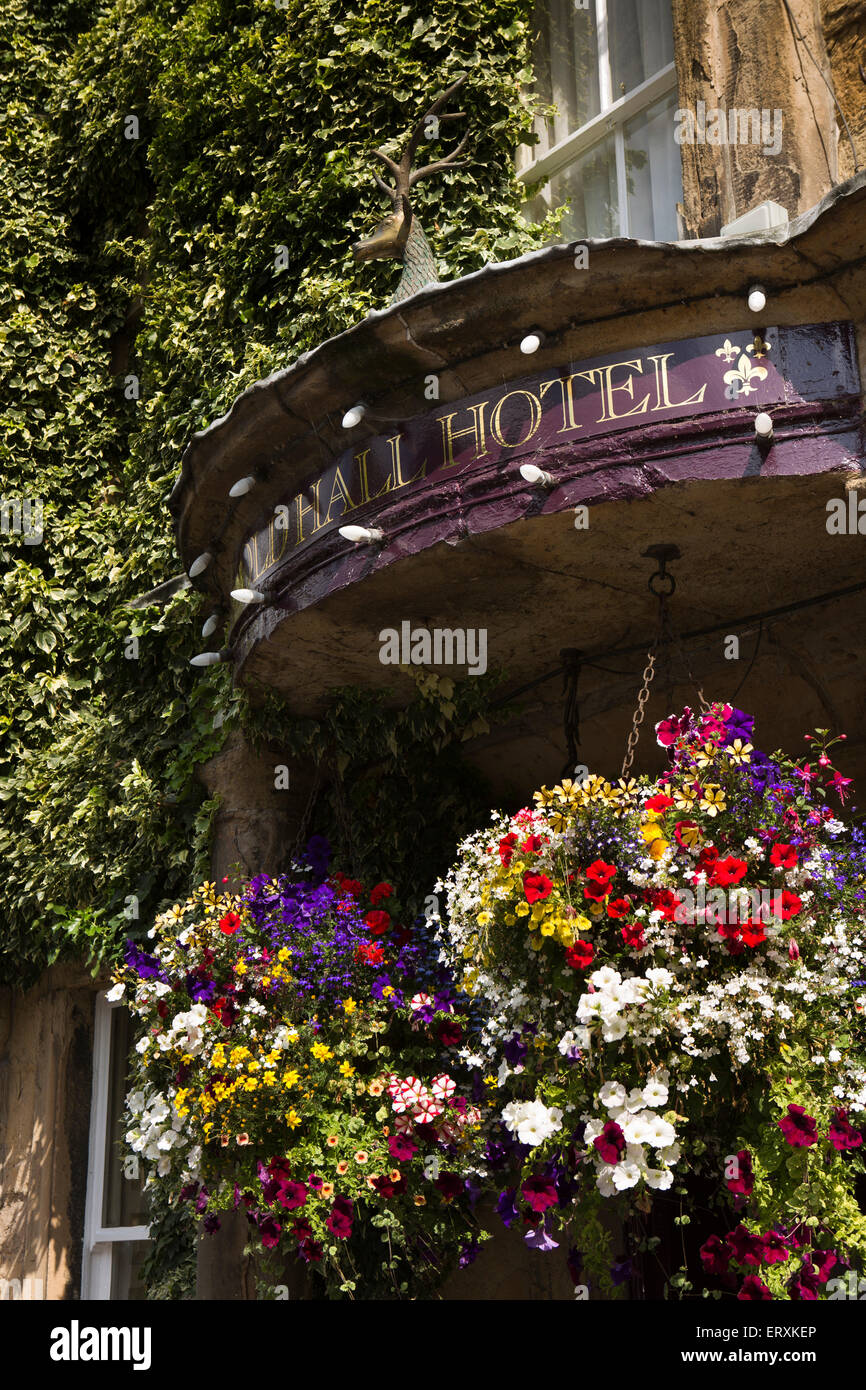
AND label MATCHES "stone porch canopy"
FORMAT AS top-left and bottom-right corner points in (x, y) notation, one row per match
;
(170, 171), (866, 785)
